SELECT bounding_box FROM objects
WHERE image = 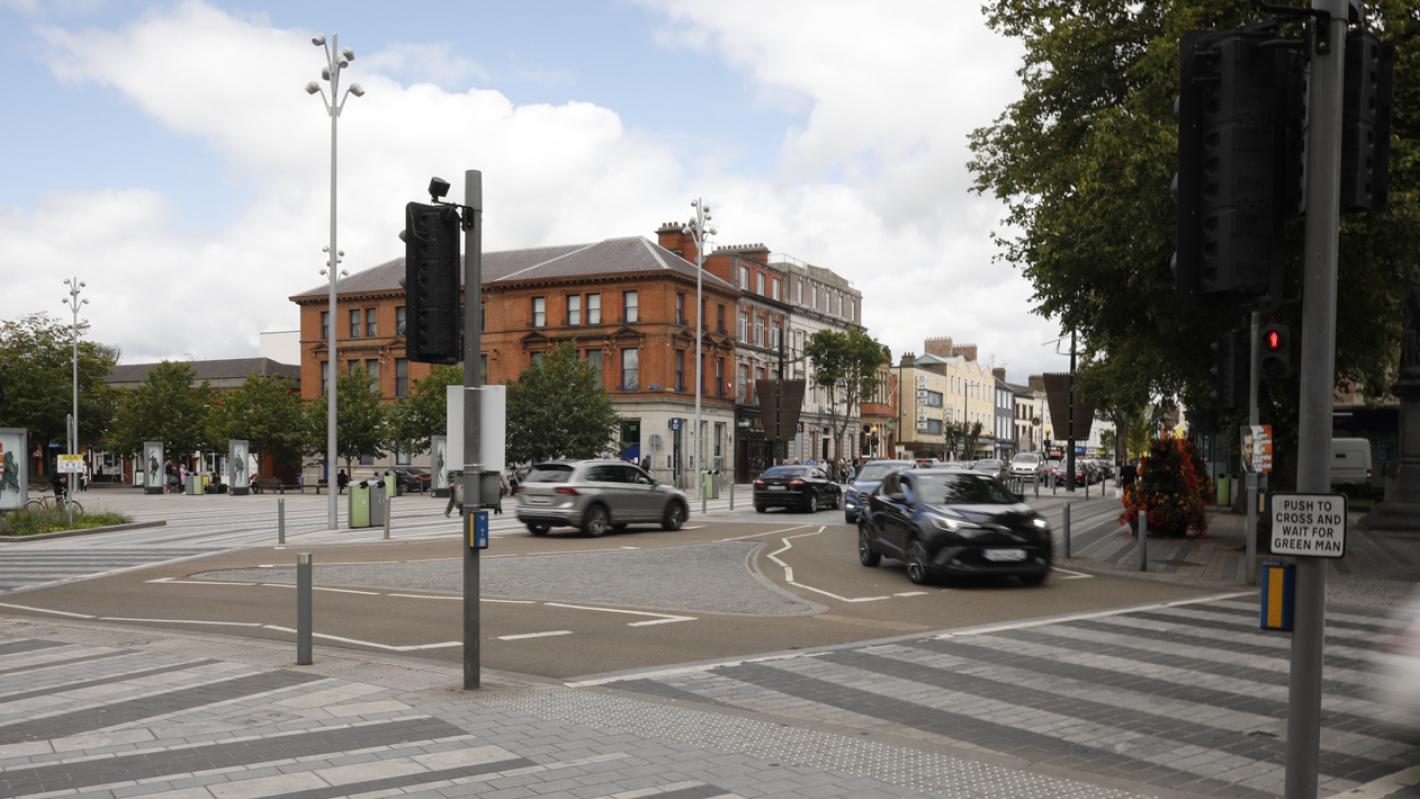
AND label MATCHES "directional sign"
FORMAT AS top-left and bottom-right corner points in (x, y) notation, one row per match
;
(1271, 493), (1347, 558)
(56, 454), (85, 473)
